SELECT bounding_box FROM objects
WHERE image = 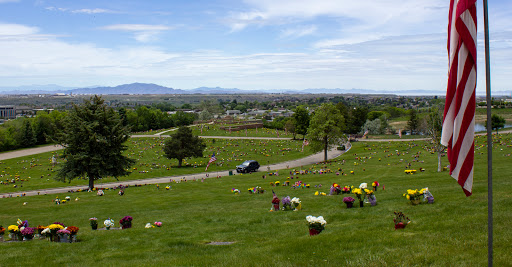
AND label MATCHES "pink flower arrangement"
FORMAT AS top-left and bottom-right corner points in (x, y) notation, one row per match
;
(57, 229), (71, 235)
(154, 222), (162, 227)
